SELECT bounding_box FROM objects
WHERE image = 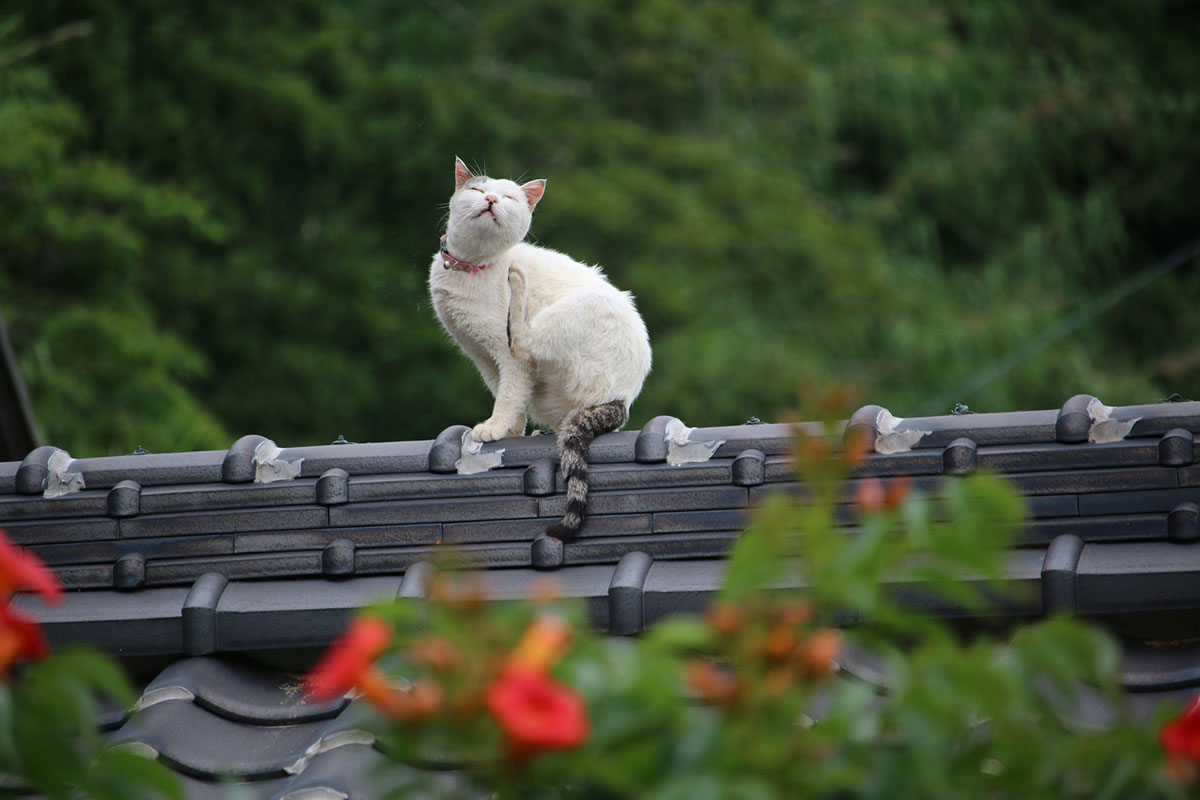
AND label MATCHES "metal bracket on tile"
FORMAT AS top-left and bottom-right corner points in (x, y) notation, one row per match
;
(664, 419), (725, 465)
(44, 449), (84, 498)
(253, 439), (304, 483)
